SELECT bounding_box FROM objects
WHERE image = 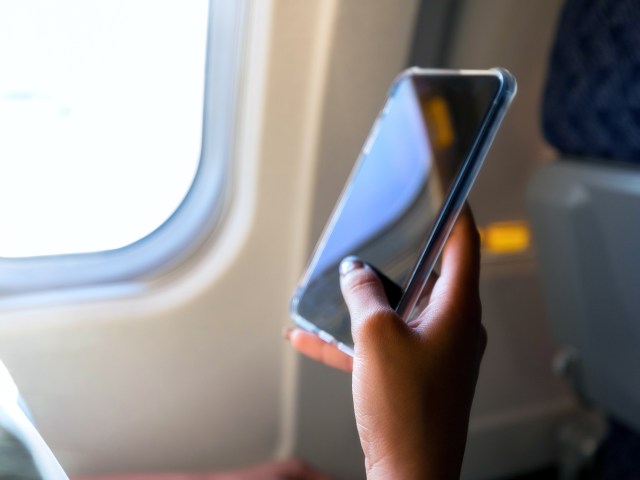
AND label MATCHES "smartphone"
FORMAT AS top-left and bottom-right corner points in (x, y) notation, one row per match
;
(290, 67), (516, 355)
